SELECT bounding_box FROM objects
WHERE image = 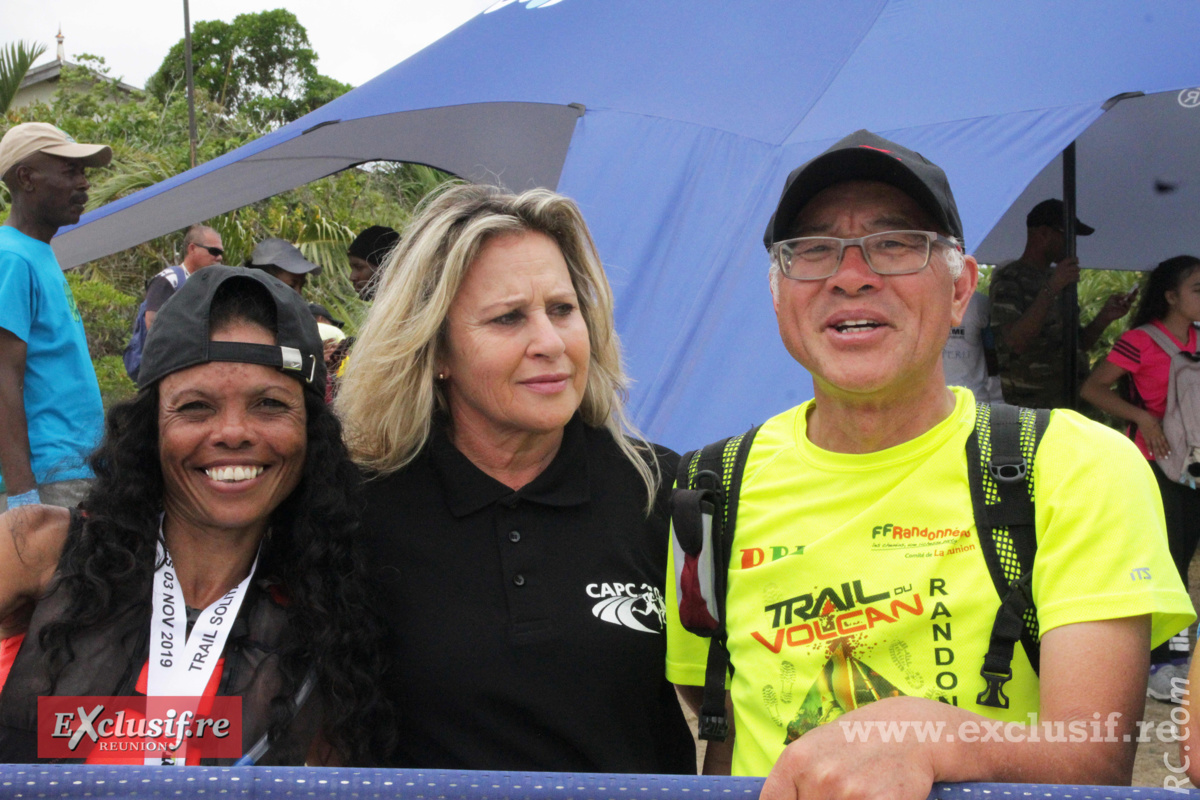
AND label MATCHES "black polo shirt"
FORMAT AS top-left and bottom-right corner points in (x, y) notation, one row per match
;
(360, 416), (694, 773)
